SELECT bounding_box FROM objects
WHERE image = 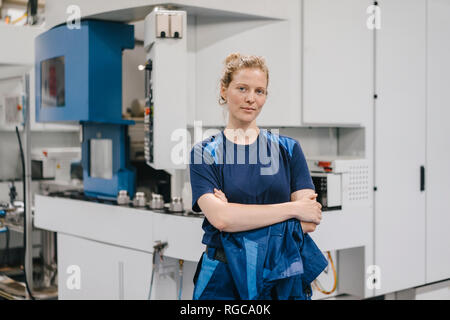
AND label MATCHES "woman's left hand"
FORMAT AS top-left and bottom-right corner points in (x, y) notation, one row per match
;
(214, 188), (228, 202)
